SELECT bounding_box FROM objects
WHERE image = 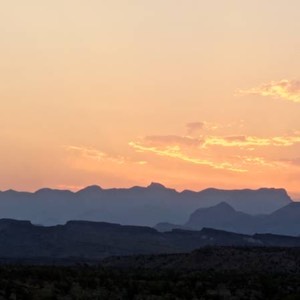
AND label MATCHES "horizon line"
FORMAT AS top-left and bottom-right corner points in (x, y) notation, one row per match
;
(0, 182), (294, 197)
